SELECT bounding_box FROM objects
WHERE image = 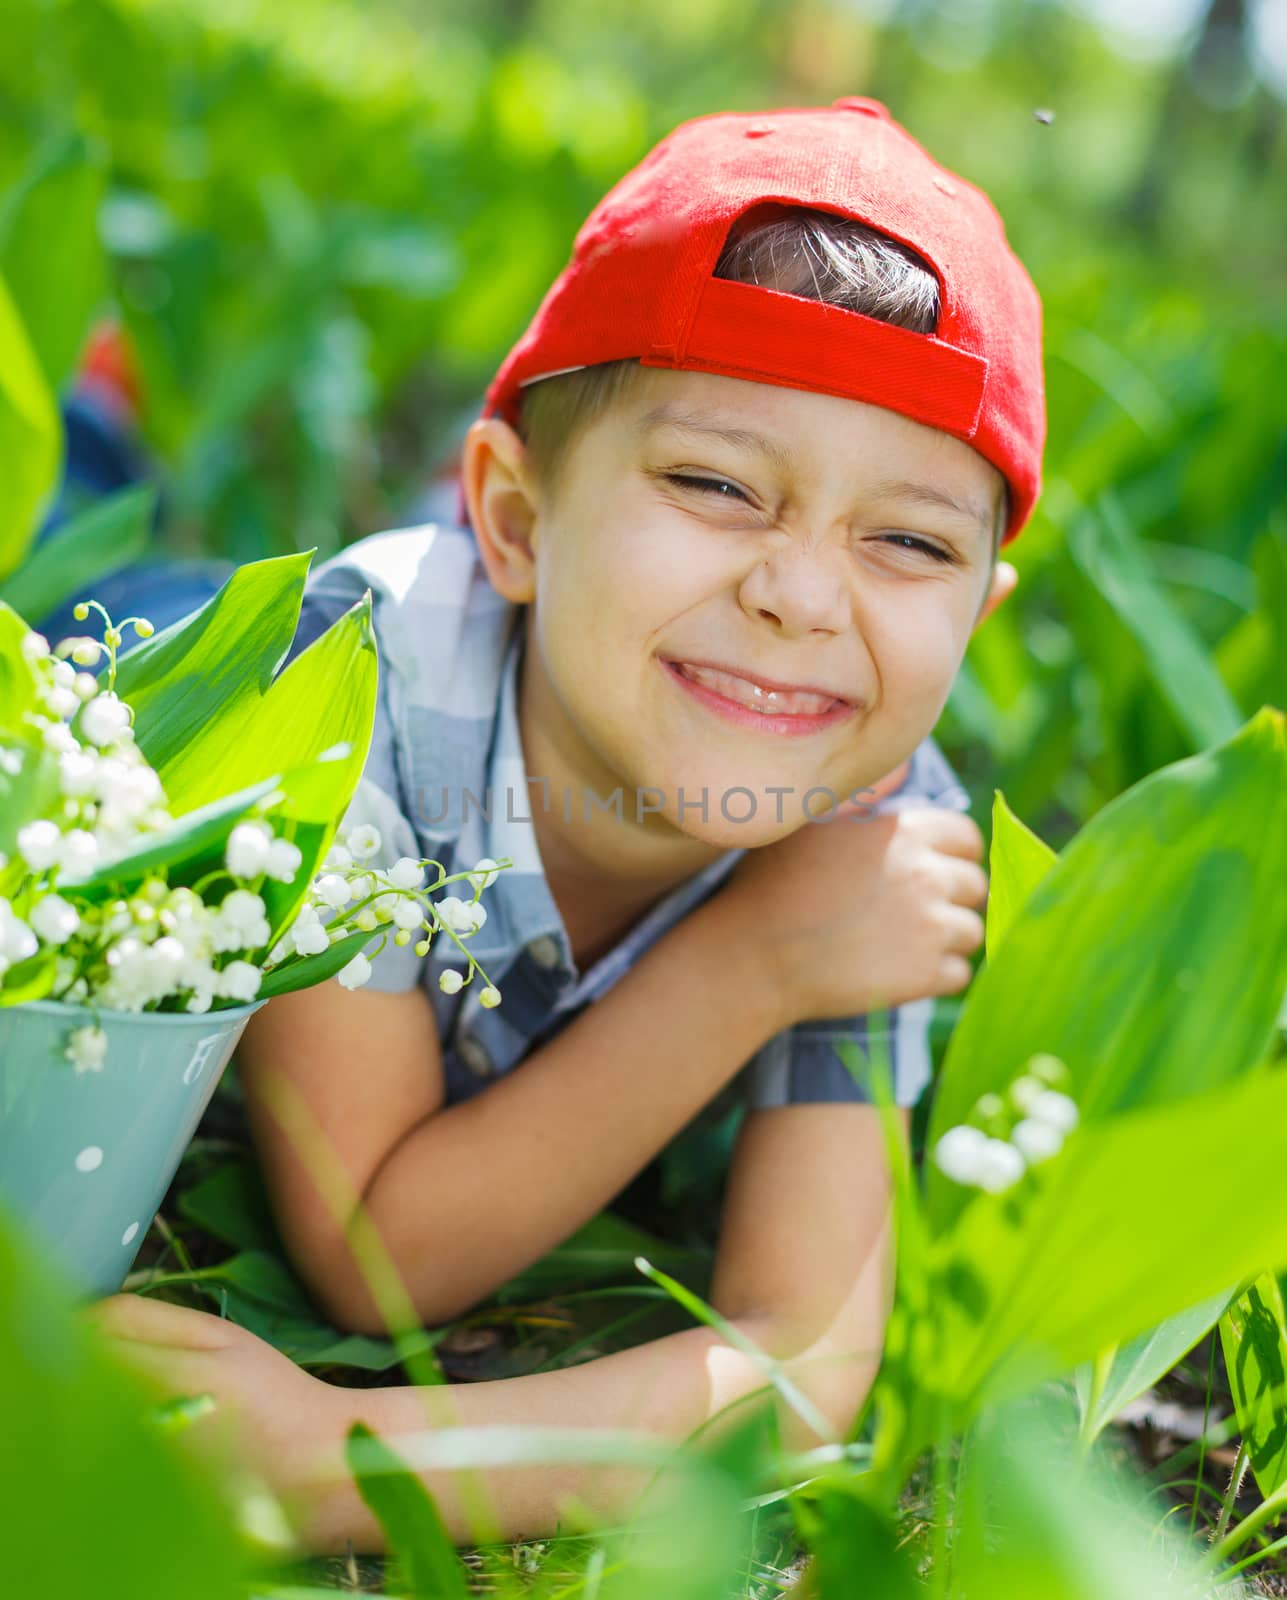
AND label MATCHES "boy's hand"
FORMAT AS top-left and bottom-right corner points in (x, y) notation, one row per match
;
(86, 1294), (341, 1543)
(721, 802), (988, 1025)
